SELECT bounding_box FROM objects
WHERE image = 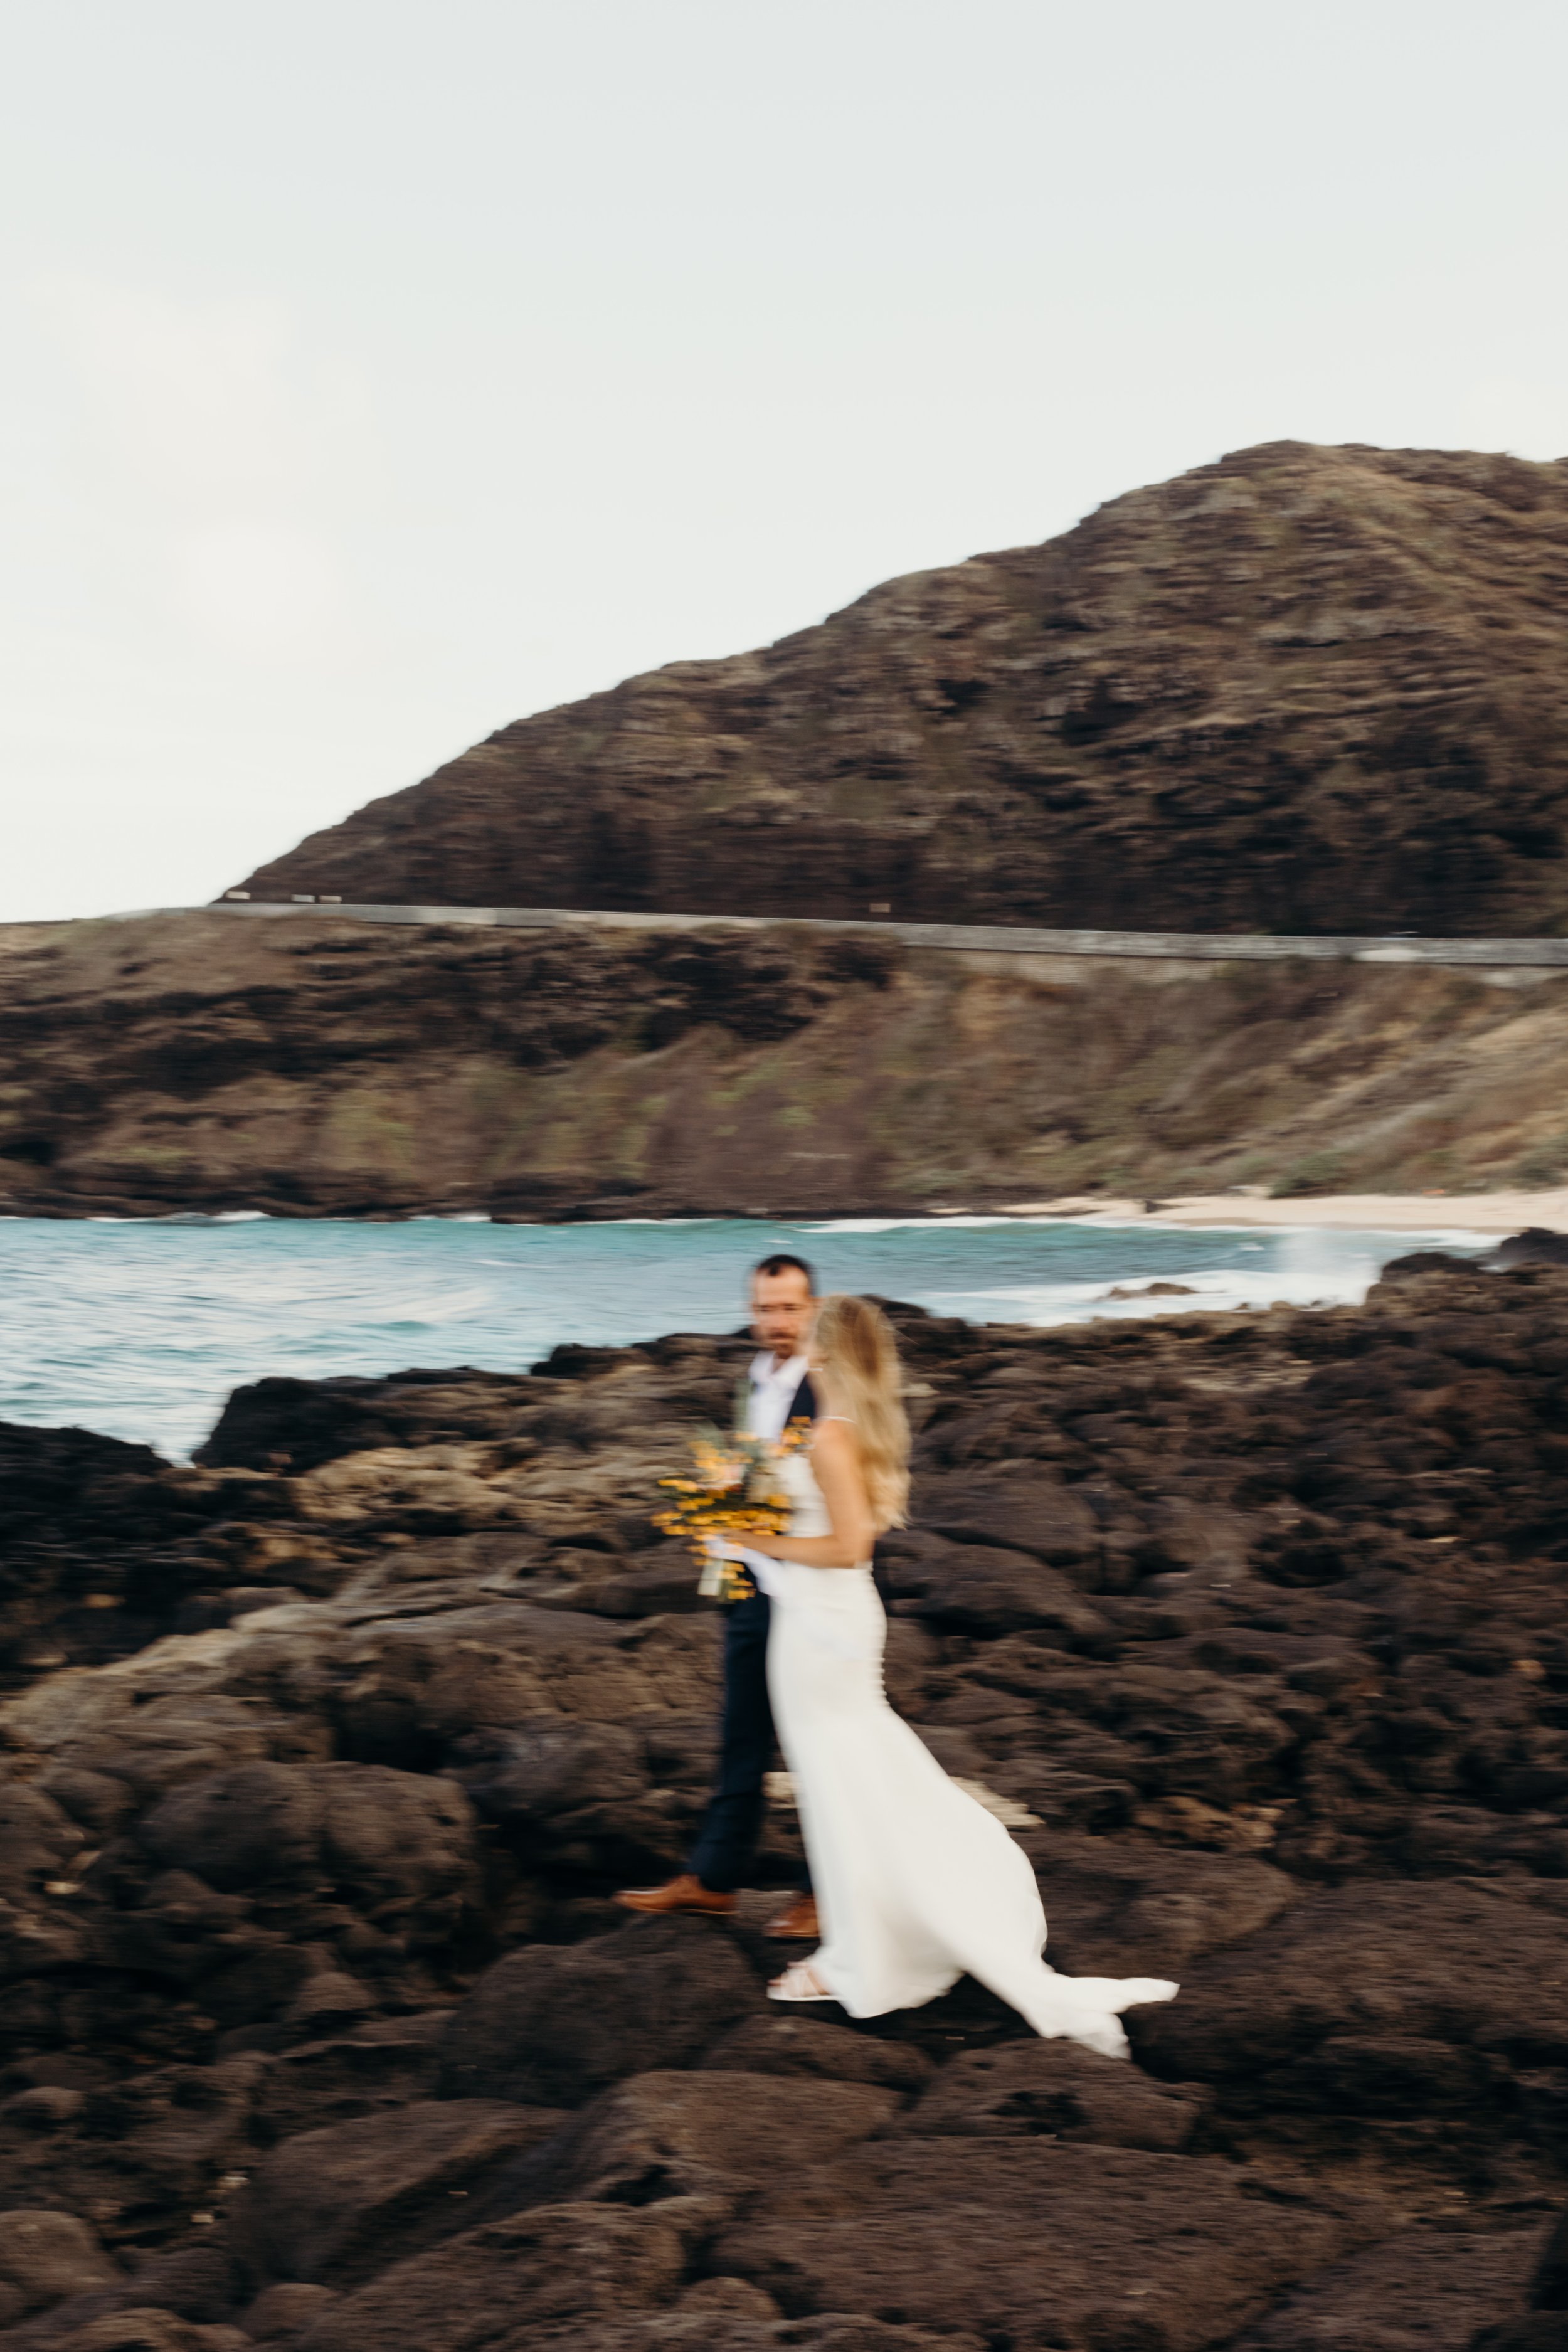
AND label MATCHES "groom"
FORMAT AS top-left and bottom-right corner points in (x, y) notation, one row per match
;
(616, 1252), (819, 1939)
